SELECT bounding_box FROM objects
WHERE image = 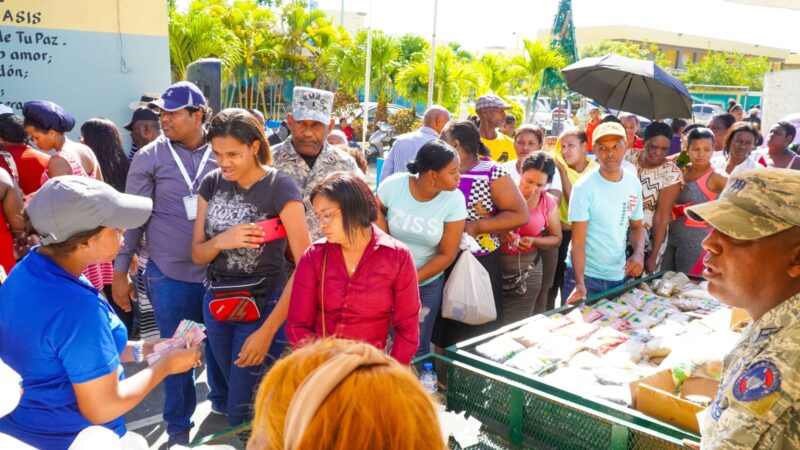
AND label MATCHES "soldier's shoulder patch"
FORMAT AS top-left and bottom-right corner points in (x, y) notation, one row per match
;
(733, 360), (781, 404)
